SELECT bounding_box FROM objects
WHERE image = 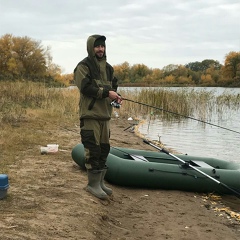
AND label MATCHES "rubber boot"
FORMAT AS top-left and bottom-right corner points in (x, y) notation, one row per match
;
(86, 170), (108, 200)
(100, 168), (112, 195)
